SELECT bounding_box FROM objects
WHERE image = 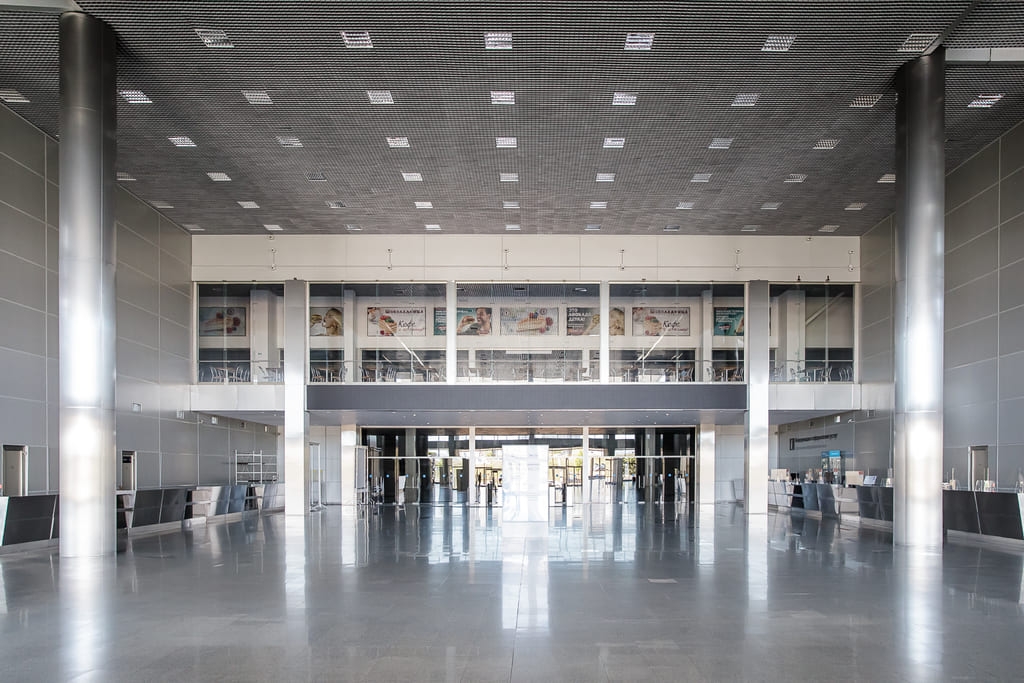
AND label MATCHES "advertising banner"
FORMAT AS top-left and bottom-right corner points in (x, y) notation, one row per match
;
(433, 307), (493, 335)
(366, 307), (426, 336)
(631, 307), (690, 336)
(198, 307), (246, 336)
(309, 307), (343, 336)
(500, 307), (558, 336)
(714, 307), (745, 336)
(566, 307), (625, 336)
